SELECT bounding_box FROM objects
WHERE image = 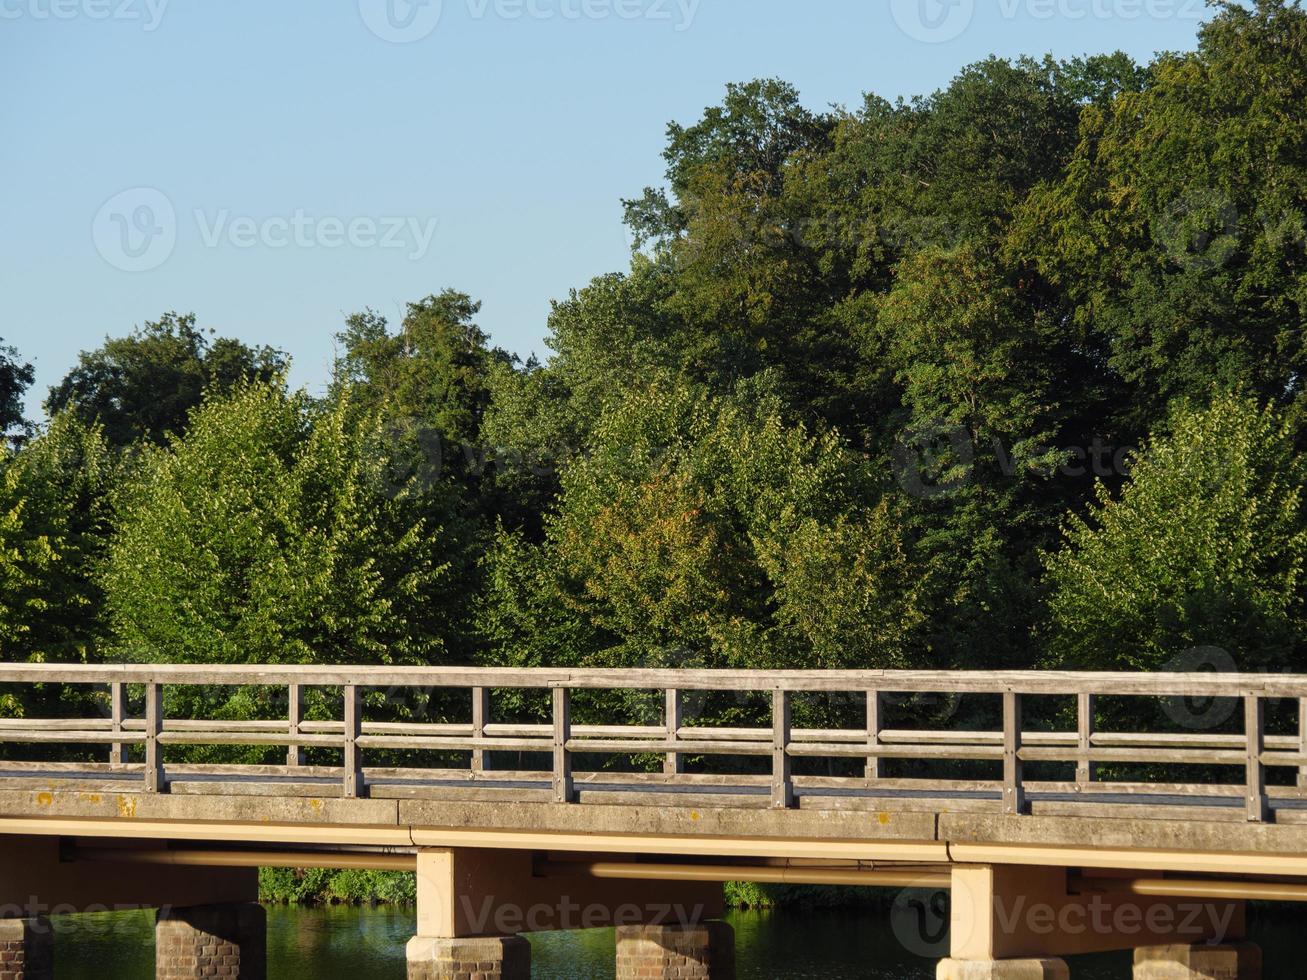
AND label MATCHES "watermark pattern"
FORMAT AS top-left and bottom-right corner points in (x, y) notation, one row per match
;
(891, 885), (1237, 960)
(461, 895), (706, 935)
(892, 0), (1203, 43)
(892, 423), (1135, 500)
(1159, 646), (1242, 731)
(92, 189), (440, 271)
(1153, 188), (1241, 273)
(358, 0), (444, 42)
(0, 0), (168, 30)
(0, 900), (168, 937)
(359, 0), (700, 42)
(890, 0), (975, 44)
(92, 187), (176, 273)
